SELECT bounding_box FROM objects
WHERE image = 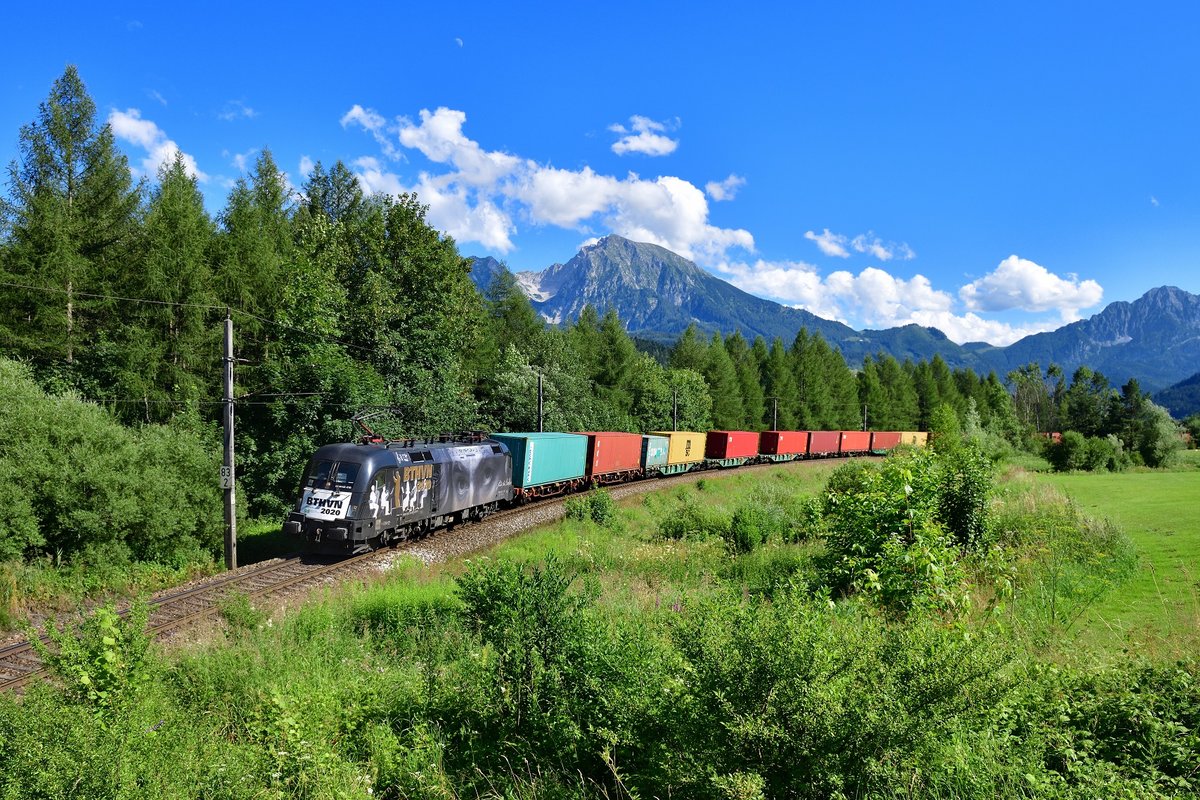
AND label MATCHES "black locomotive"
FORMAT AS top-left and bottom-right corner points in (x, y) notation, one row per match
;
(283, 433), (513, 554)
